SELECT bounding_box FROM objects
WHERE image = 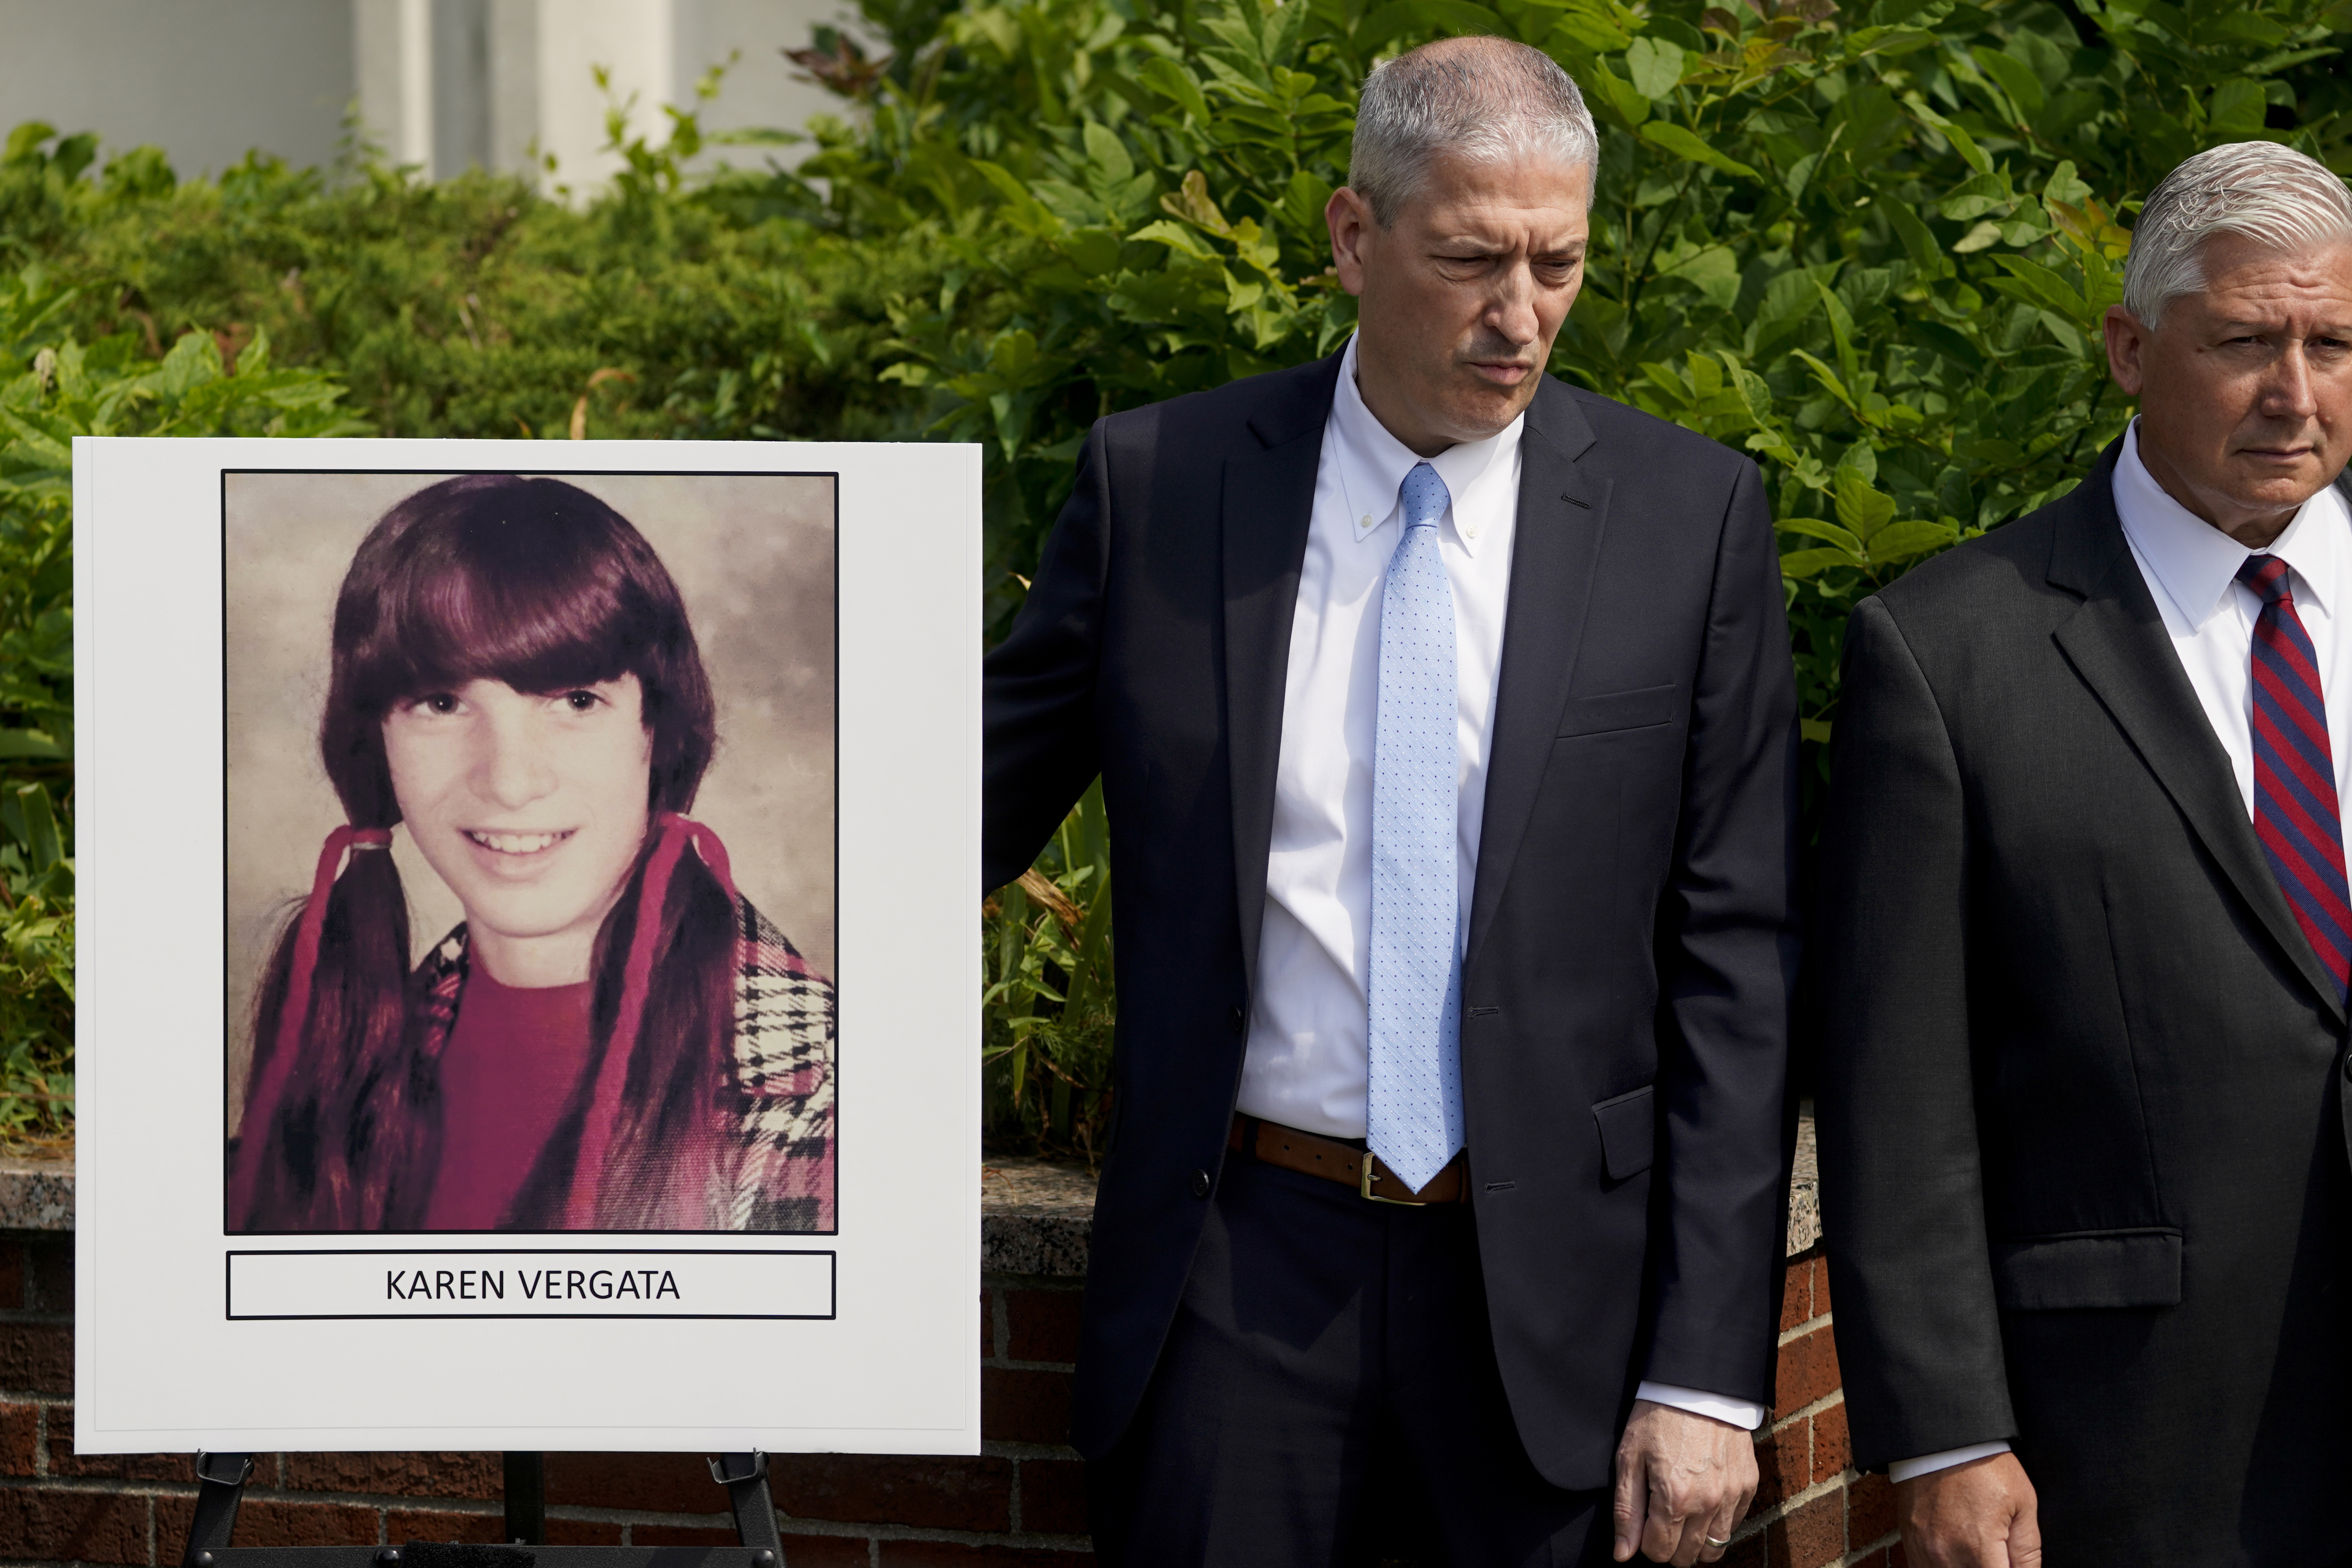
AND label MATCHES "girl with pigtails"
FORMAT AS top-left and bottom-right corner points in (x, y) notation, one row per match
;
(227, 475), (835, 1234)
